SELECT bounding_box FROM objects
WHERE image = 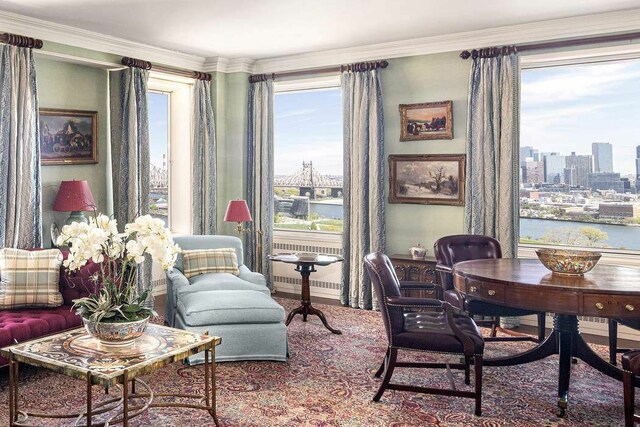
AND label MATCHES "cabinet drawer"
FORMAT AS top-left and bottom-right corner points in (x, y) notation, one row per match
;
(465, 280), (505, 304)
(583, 294), (640, 318)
